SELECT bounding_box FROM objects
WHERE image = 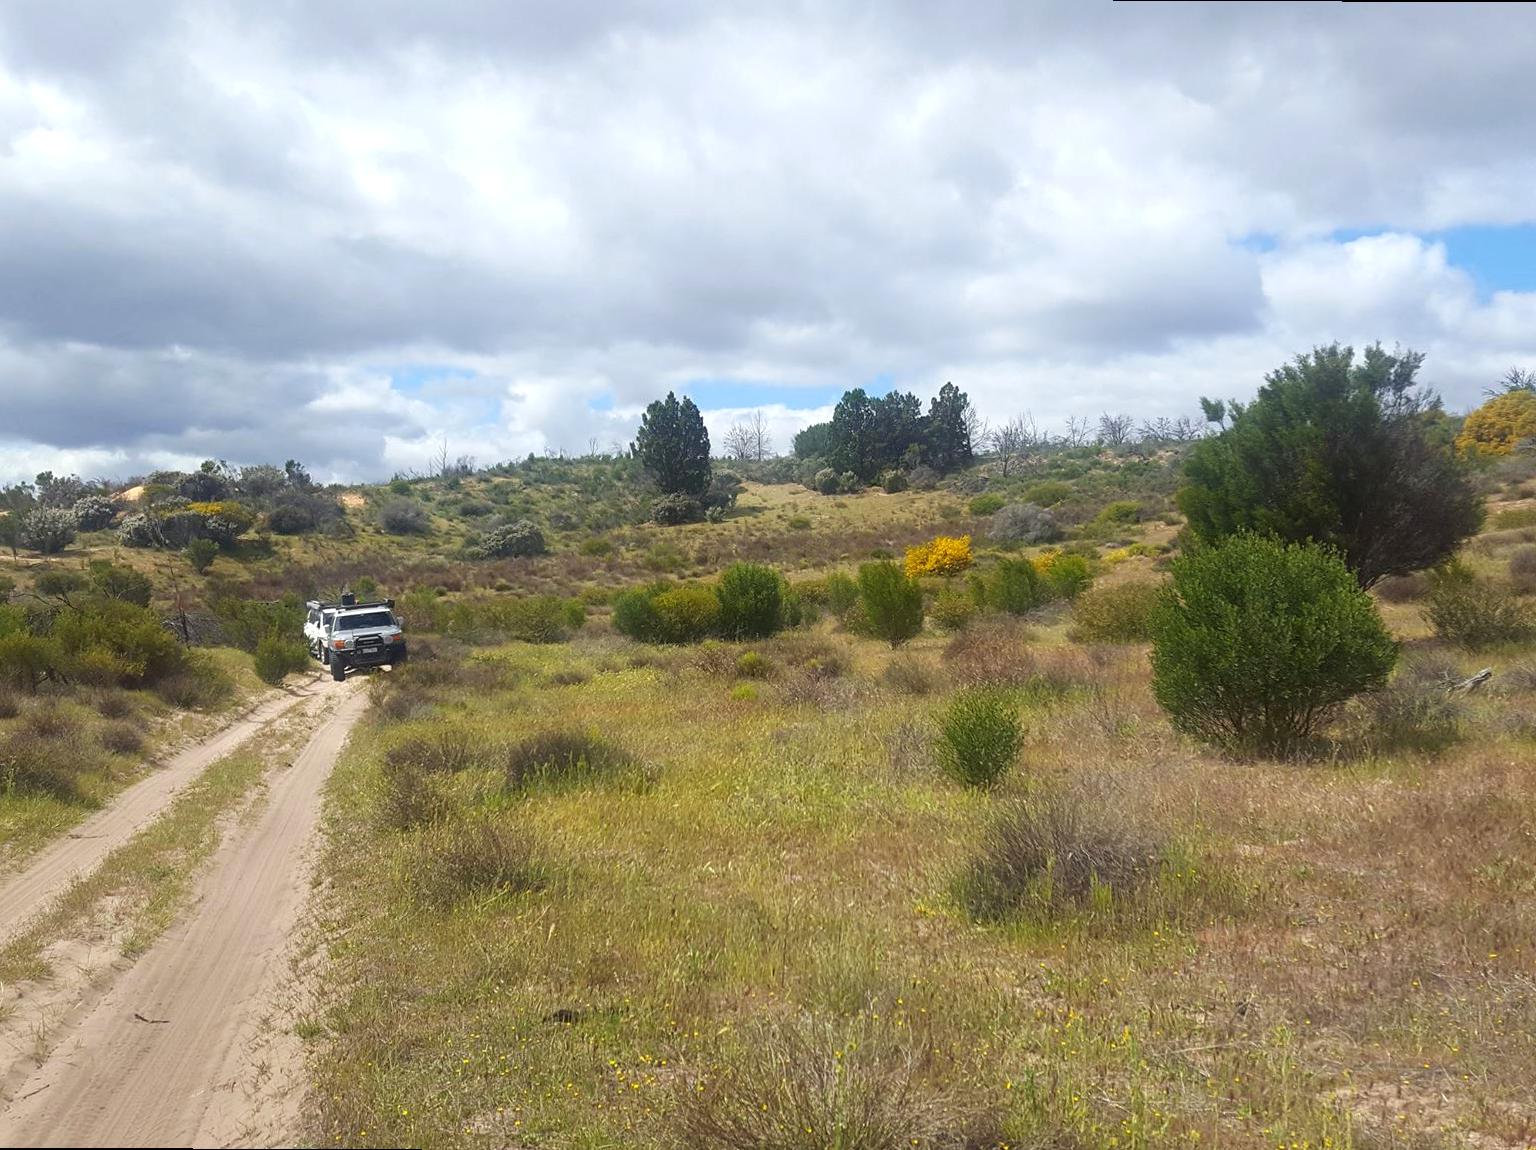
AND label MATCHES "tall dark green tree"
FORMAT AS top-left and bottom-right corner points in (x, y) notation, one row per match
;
(792, 421), (834, 460)
(829, 389), (880, 479)
(926, 381), (974, 473)
(634, 392), (712, 496)
(871, 391), (925, 474)
(1179, 343), (1483, 588)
